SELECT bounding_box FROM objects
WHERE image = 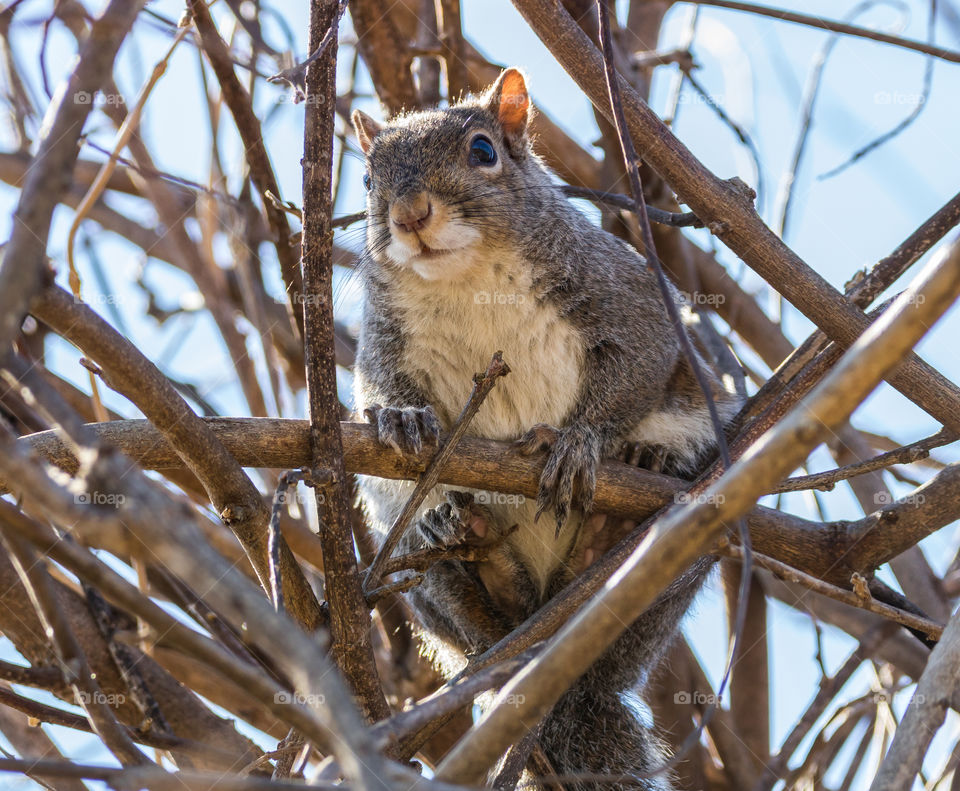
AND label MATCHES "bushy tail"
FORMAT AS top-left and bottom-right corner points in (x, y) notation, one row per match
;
(540, 673), (674, 790)
(536, 557), (715, 790)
